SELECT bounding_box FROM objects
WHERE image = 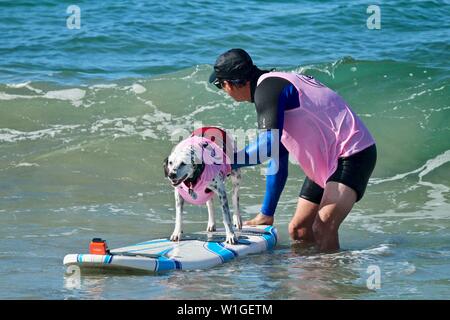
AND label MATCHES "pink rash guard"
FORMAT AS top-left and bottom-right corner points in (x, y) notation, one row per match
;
(176, 135), (231, 205)
(257, 72), (375, 188)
